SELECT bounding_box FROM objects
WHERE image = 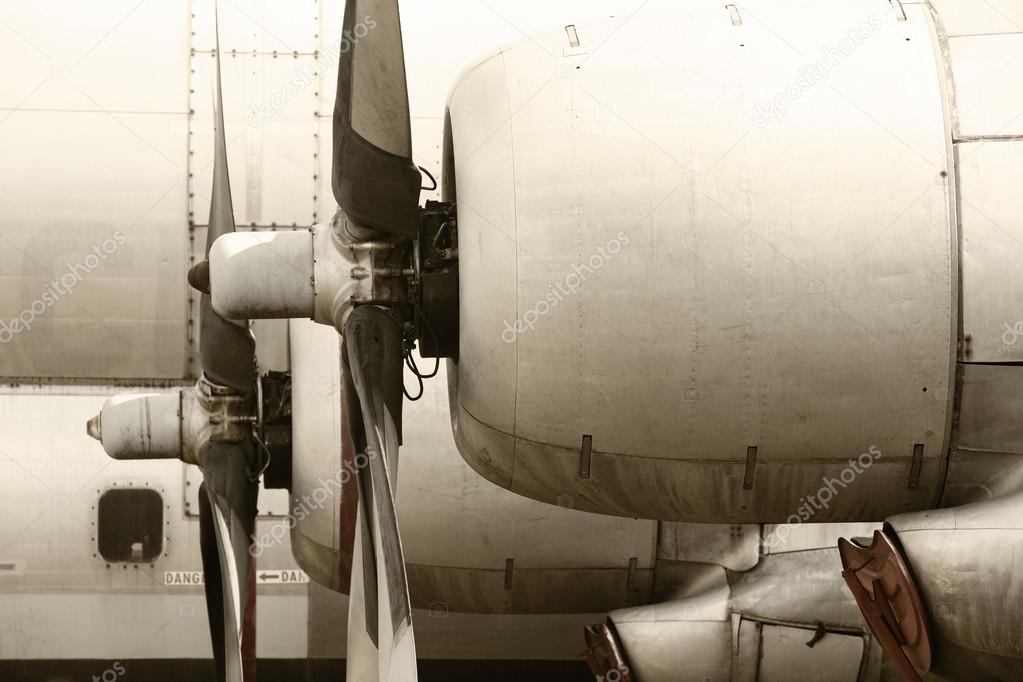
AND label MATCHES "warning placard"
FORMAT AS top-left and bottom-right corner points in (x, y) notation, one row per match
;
(257, 569), (309, 584)
(164, 571), (205, 586)
(164, 569), (309, 586)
